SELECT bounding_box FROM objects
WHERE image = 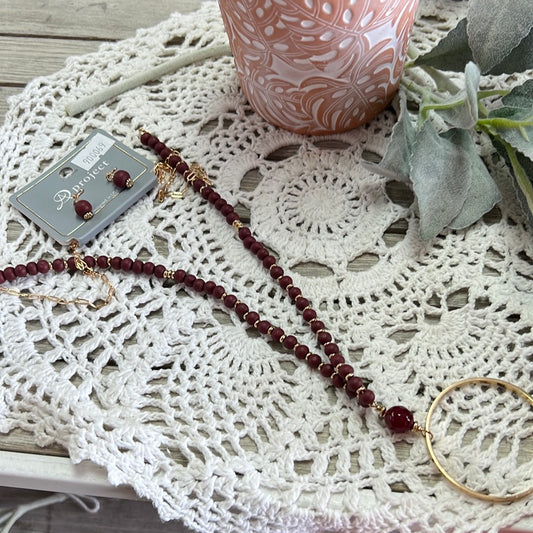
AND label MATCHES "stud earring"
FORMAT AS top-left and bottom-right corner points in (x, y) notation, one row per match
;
(106, 168), (133, 189)
(73, 190), (93, 220)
